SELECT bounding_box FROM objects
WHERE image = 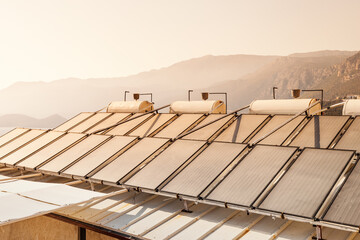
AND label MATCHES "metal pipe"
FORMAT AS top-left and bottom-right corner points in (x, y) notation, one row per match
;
(91, 104), (171, 134)
(188, 90), (193, 101)
(175, 104), (250, 140)
(209, 92), (228, 113)
(135, 93), (153, 103)
(124, 90), (130, 101)
(310, 101), (345, 116)
(273, 87), (278, 99)
(250, 100), (321, 146)
(302, 89), (324, 109)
